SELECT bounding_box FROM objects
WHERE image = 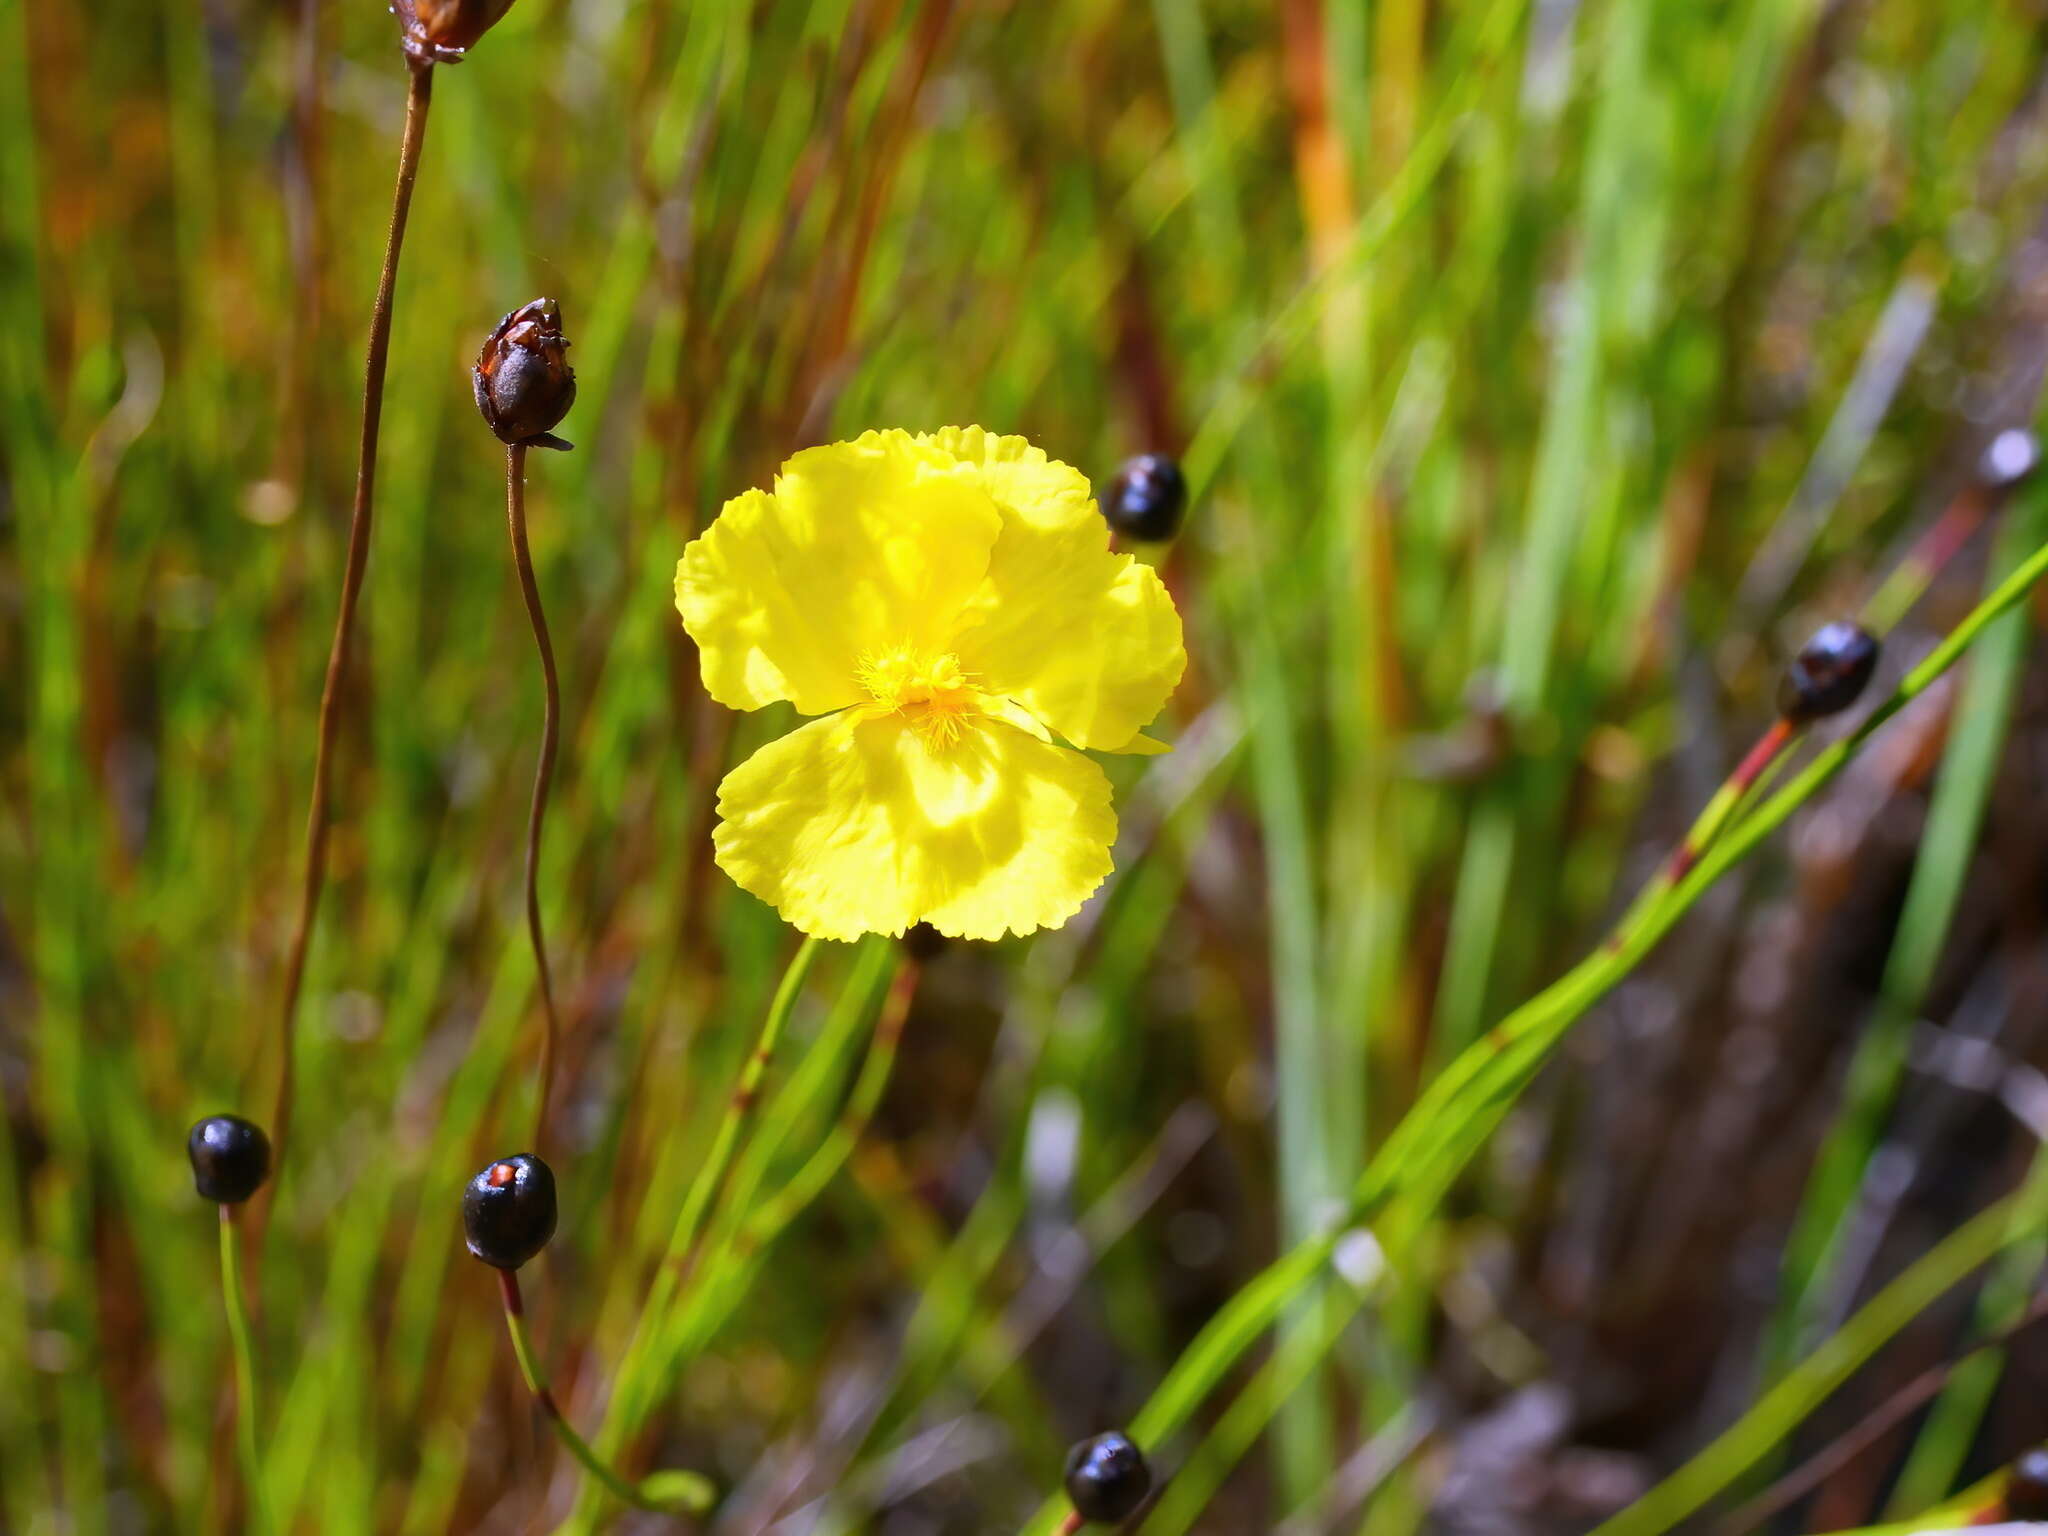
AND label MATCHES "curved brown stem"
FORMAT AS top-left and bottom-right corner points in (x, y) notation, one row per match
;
(506, 441), (562, 1145)
(267, 57), (435, 1179)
